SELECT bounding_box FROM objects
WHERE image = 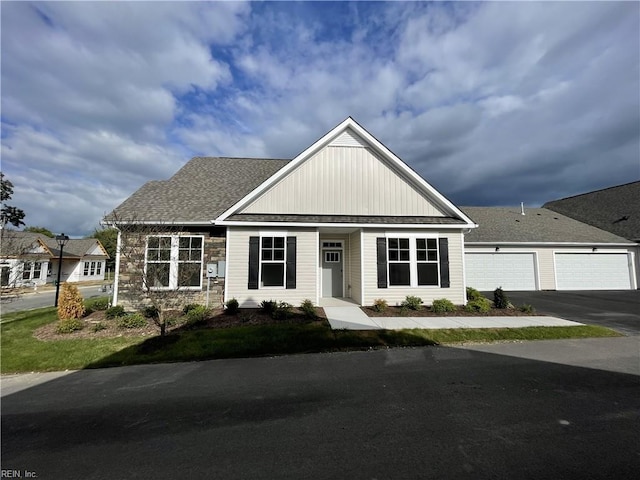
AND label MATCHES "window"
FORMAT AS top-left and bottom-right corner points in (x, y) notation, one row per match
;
(22, 262), (43, 281)
(83, 261), (99, 276)
(96, 262), (102, 276)
(33, 262), (42, 280)
(261, 237), (286, 287)
(325, 251), (341, 263)
(145, 236), (203, 289)
(388, 238), (411, 286)
(383, 237), (440, 287)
